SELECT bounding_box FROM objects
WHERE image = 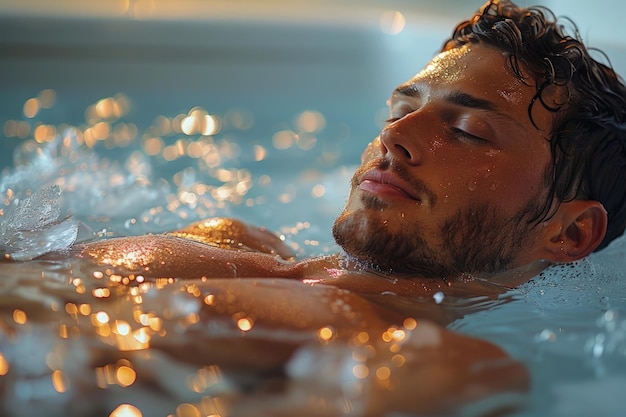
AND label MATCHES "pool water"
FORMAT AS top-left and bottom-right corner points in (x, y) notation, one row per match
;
(2, 85), (626, 417)
(2, 8), (626, 417)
